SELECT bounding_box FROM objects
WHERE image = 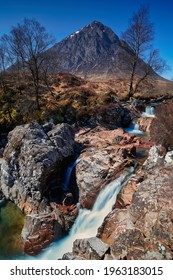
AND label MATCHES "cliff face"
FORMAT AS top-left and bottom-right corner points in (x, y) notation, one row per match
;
(49, 21), (156, 80)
